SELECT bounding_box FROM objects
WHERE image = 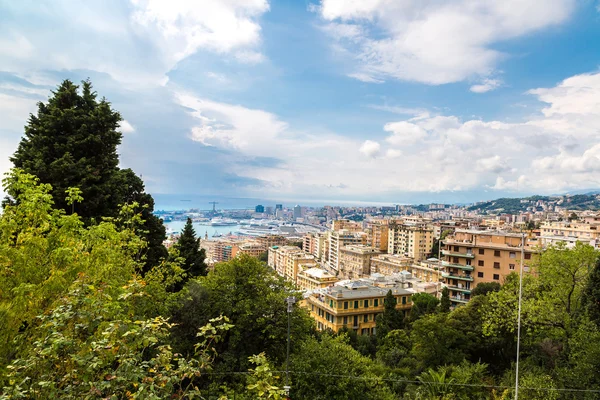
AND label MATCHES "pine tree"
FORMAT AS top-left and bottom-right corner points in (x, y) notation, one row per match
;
(176, 218), (208, 280)
(8, 79), (167, 271)
(376, 290), (404, 339)
(440, 287), (451, 313)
